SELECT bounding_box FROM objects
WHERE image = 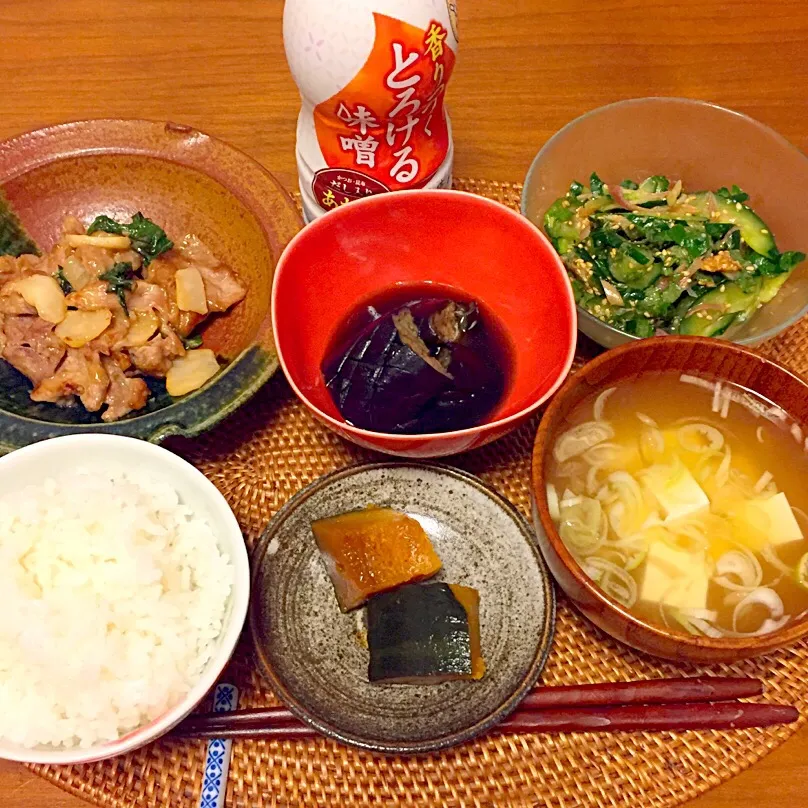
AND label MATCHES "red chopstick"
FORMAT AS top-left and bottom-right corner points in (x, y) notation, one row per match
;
(172, 677), (795, 741)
